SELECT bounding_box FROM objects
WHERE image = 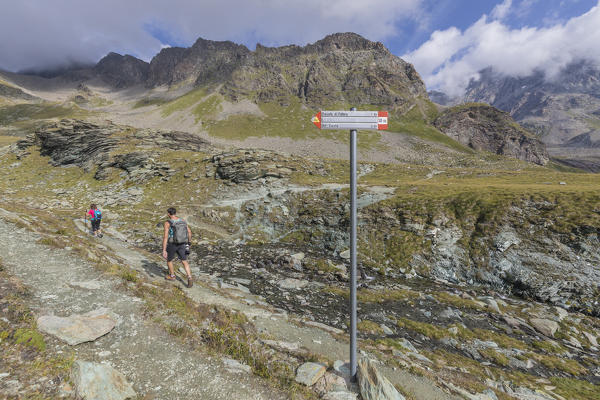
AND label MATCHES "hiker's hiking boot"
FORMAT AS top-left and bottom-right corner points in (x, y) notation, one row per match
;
(186, 276), (193, 288)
